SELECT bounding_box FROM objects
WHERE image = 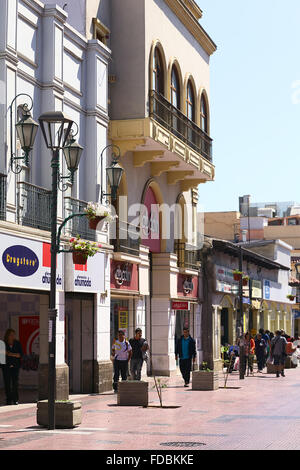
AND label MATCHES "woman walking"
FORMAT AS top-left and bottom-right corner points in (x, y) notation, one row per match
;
(244, 332), (255, 376)
(2, 329), (23, 405)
